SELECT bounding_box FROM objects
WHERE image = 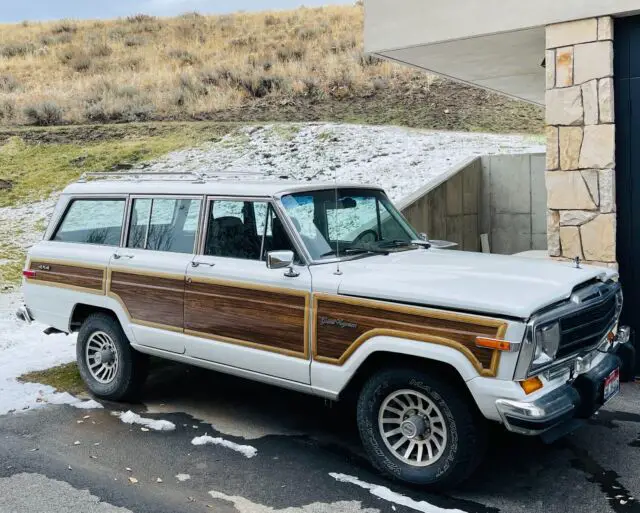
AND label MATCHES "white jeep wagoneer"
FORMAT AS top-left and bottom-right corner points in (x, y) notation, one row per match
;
(20, 175), (636, 488)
